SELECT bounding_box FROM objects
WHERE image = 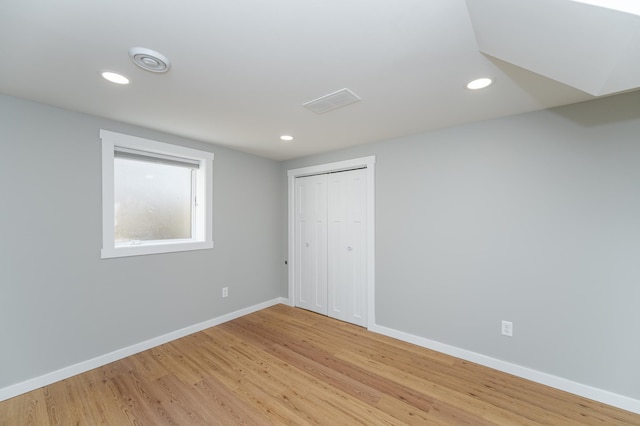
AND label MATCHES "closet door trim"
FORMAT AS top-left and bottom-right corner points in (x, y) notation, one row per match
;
(287, 156), (376, 329)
